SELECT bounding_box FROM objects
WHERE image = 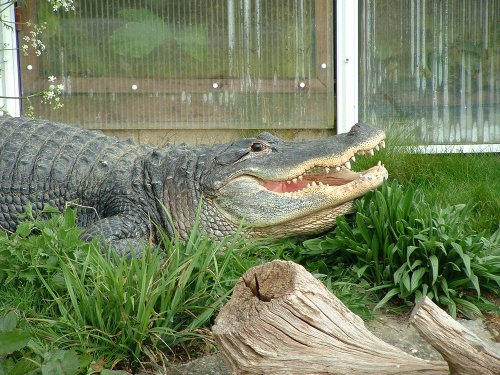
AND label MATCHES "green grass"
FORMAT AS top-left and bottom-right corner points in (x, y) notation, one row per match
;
(381, 152), (499, 234)
(0, 206), (264, 372)
(353, 126), (500, 234)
